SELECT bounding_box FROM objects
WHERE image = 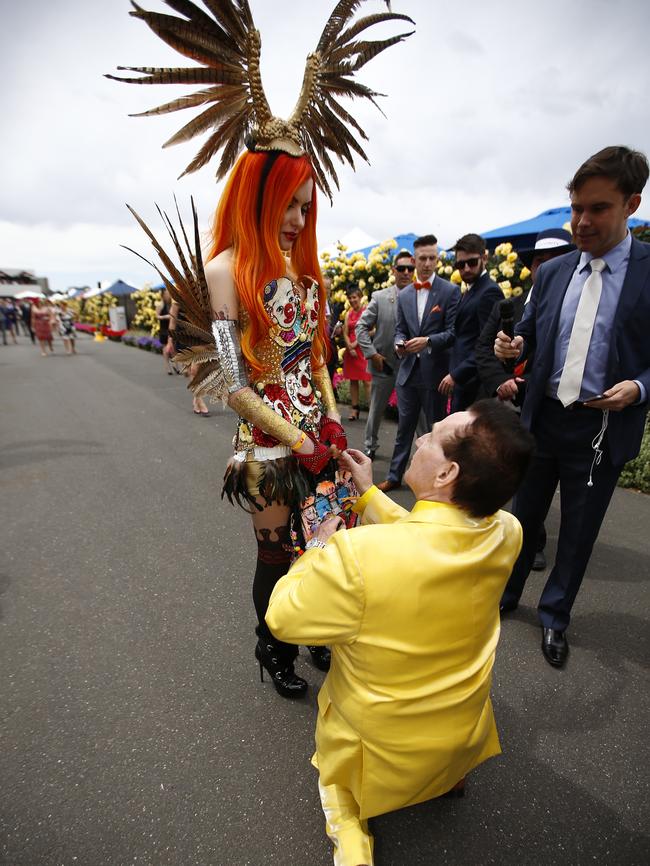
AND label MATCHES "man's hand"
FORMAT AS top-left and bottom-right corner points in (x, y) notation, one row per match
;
(371, 353), (385, 372)
(496, 378), (524, 401)
(438, 373), (455, 396)
(314, 513), (344, 544)
(337, 448), (373, 495)
(495, 331), (523, 361)
(583, 380), (641, 412)
(404, 336), (429, 354)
